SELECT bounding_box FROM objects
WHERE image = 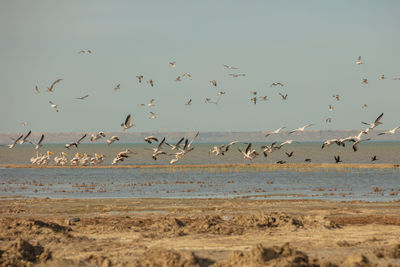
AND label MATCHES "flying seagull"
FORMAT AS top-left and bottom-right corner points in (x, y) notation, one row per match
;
(238, 143), (259, 161)
(114, 84), (120, 91)
(333, 94), (340, 101)
(210, 80), (217, 87)
(271, 82), (284, 87)
(279, 93), (288, 100)
(169, 62), (176, 68)
(378, 126), (400, 136)
(121, 114), (135, 131)
(90, 131), (106, 141)
(65, 134), (87, 149)
(355, 56), (363, 65)
(79, 50), (92, 54)
(106, 136), (120, 146)
(144, 136), (158, 144)
(19, 130), (31, 145)
(47, 79), (63, 92)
